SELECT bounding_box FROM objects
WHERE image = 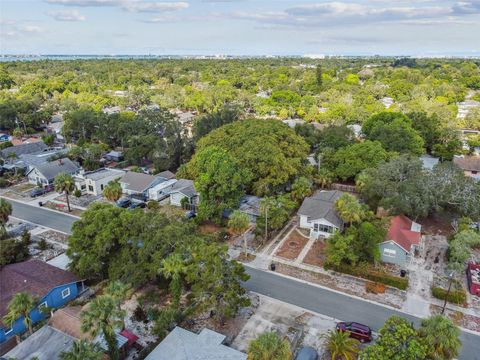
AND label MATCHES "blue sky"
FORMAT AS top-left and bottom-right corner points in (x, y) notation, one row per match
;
(1, 0), (480, 56)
